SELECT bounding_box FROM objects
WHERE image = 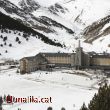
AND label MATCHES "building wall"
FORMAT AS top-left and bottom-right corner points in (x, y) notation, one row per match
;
(91, 57), (110, 66)
(70, 53), (76, 66)
(45, 56), (71, 66)
(75, 47), (83, 66)
(20, 50), (110, 73)
(75, 47), (90, 67)
(20, 58), (38, 73)
(82, 53), (90, 66)
(27, 60), (38, 72)
(20, 59), (28, 73)
(20, 51), (90, 74)
(20, 54), (48, 73)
